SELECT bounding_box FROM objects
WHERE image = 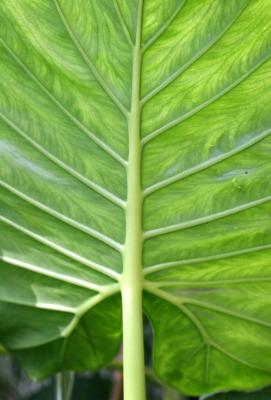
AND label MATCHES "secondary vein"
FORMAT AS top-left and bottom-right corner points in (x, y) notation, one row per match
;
(143, 127), (271, 197)
(52, 0), (129, 118)
(0, 215), (120, 281)
(0, 180), (123, 252)
(141, 2), (249, 105)
(142, 52), (271, 145)
(144, 195), (271, 239)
